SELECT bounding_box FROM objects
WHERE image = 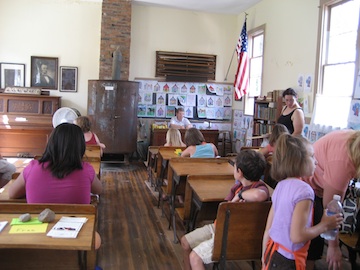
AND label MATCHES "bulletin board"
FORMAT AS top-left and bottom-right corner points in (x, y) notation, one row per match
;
(136, 80), (234, 121)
